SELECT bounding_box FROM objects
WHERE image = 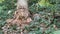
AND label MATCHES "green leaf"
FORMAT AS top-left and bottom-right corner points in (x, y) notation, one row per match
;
(0, 0), (4, 3)
(53, 30), (60, 34)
